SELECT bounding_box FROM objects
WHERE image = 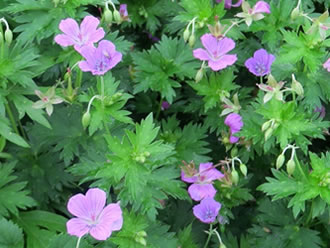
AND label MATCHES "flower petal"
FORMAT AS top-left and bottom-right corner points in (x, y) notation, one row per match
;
(253, 1), (270, 14)
(99, 203), (123, 231)
(79, 45), (97, 65)
(85, 188), (107, 218)
(193, 48), (210, 61)
(32, 100), (45, 109)
(79, 61), (92, 72)
(188, 184), (216, 201)
(58, 18), (79, 38)
(193, 197), (221, 223)
(54, 34), (75, 47)
(181, 171), (198, 183)
(199, 163), (224, 182)
(229, 135), (240, 143)
(67, 193), (90, 219)
(201, 34), (218, 55)
(66, 218), (89, 238)
(80, 16), (105, 44)
(208, 54), (237, 71)
(89, 225), (112, 241)
(108, 51), (122, 70)
(217, 37), (236, 57)
(46, 104), (53, 116)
